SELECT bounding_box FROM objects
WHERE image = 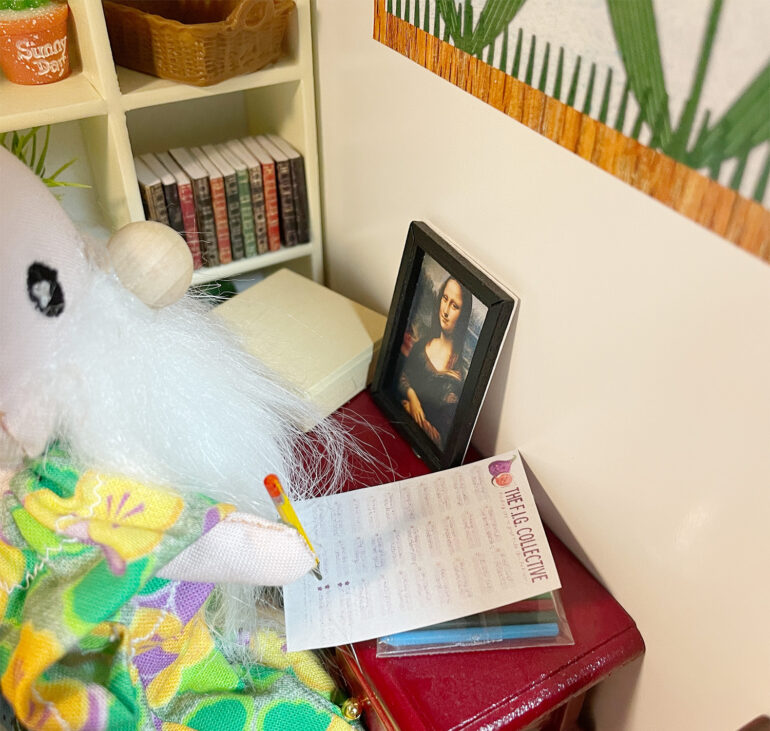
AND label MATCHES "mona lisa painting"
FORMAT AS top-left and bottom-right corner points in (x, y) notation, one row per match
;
(371, 222), (517, 471)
